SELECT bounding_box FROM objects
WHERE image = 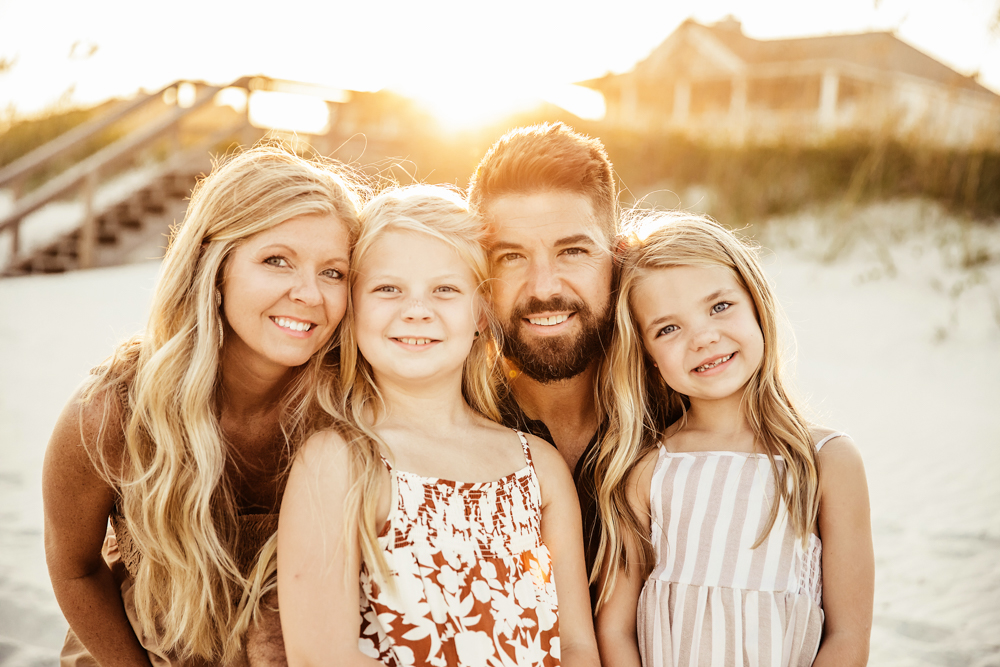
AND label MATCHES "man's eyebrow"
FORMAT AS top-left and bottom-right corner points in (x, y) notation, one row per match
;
(554, 234), (600, 247)
(489, 240), (526, 252)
